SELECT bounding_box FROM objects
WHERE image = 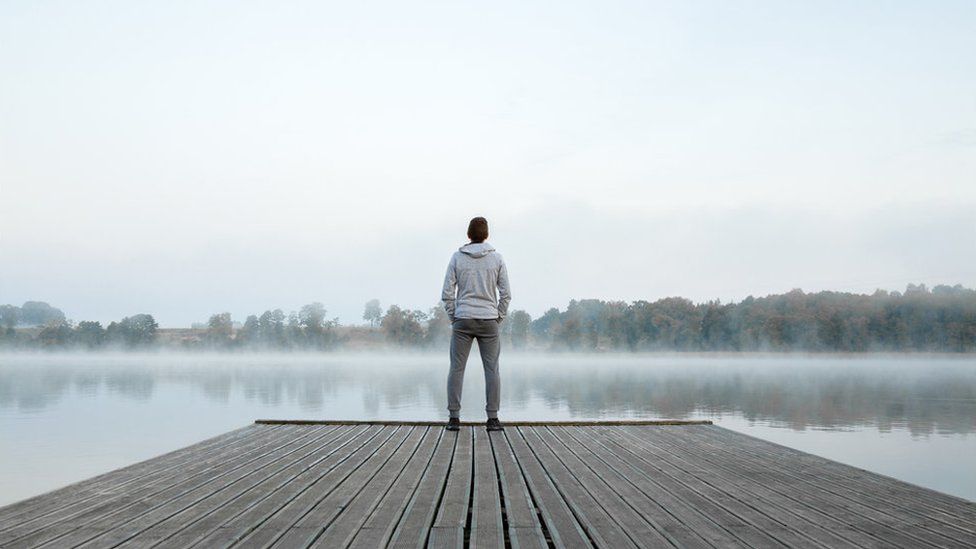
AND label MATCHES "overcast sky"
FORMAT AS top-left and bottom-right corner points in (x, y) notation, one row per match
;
(2, 1), (974, 327)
